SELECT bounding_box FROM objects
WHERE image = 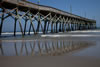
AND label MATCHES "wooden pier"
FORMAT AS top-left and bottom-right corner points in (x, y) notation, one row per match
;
(0, 0), (96, 36)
